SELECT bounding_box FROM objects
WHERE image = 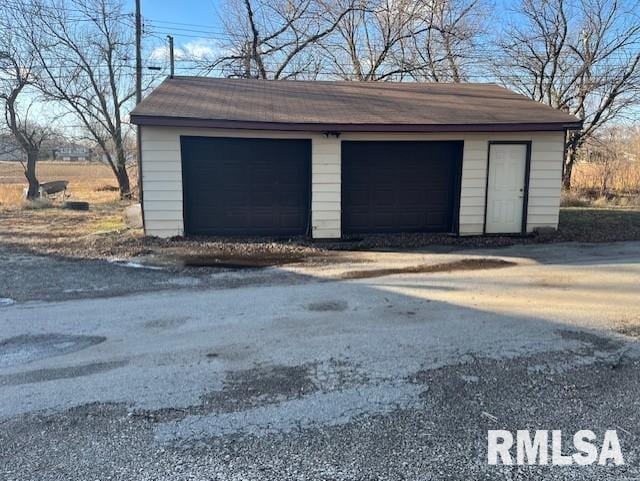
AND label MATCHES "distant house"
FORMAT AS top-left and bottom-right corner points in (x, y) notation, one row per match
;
(53, 143), (92, 161)
(0, 137), (95, 162)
